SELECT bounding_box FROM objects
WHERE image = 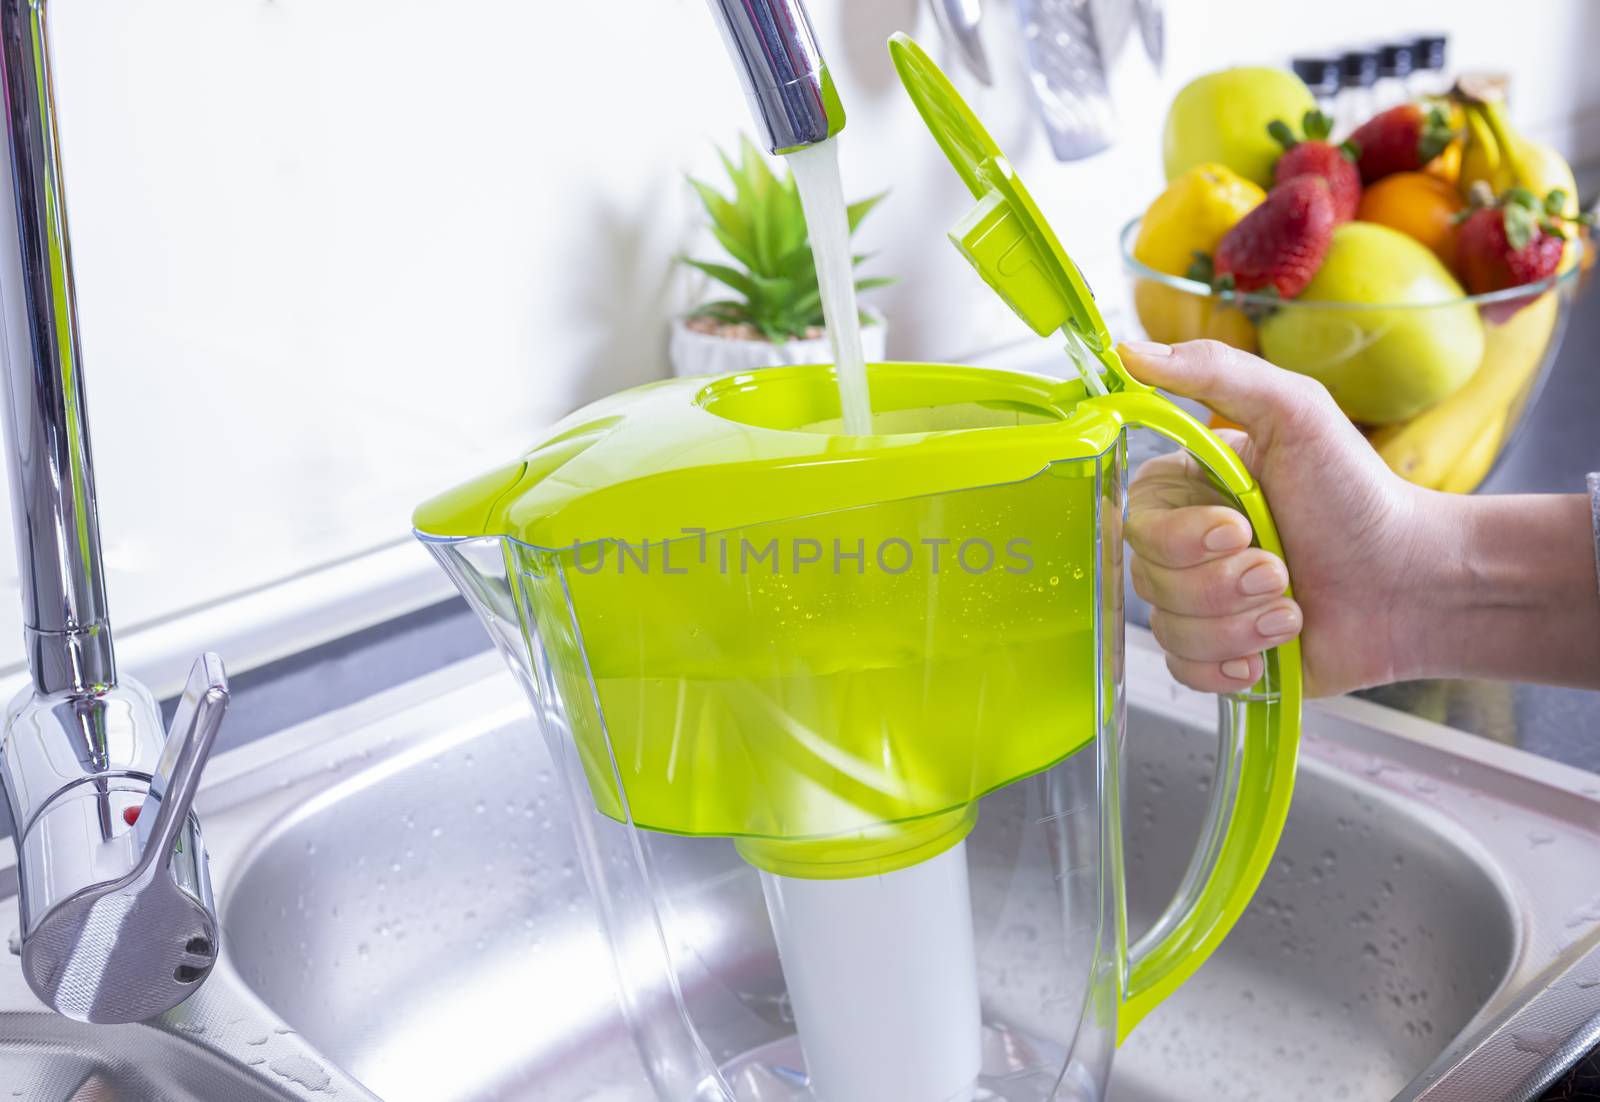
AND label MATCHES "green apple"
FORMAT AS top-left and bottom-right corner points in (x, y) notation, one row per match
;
(1163, 68), (1317, 187)
(1259, 223), (1485, 425)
